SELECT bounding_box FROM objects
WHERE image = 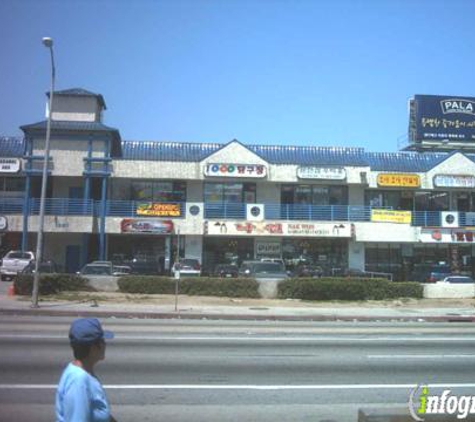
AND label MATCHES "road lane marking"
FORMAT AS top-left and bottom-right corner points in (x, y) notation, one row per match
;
(2, 334), (475, 342)
(2, 383), (475, 390)
(368, 354), (475, 359)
